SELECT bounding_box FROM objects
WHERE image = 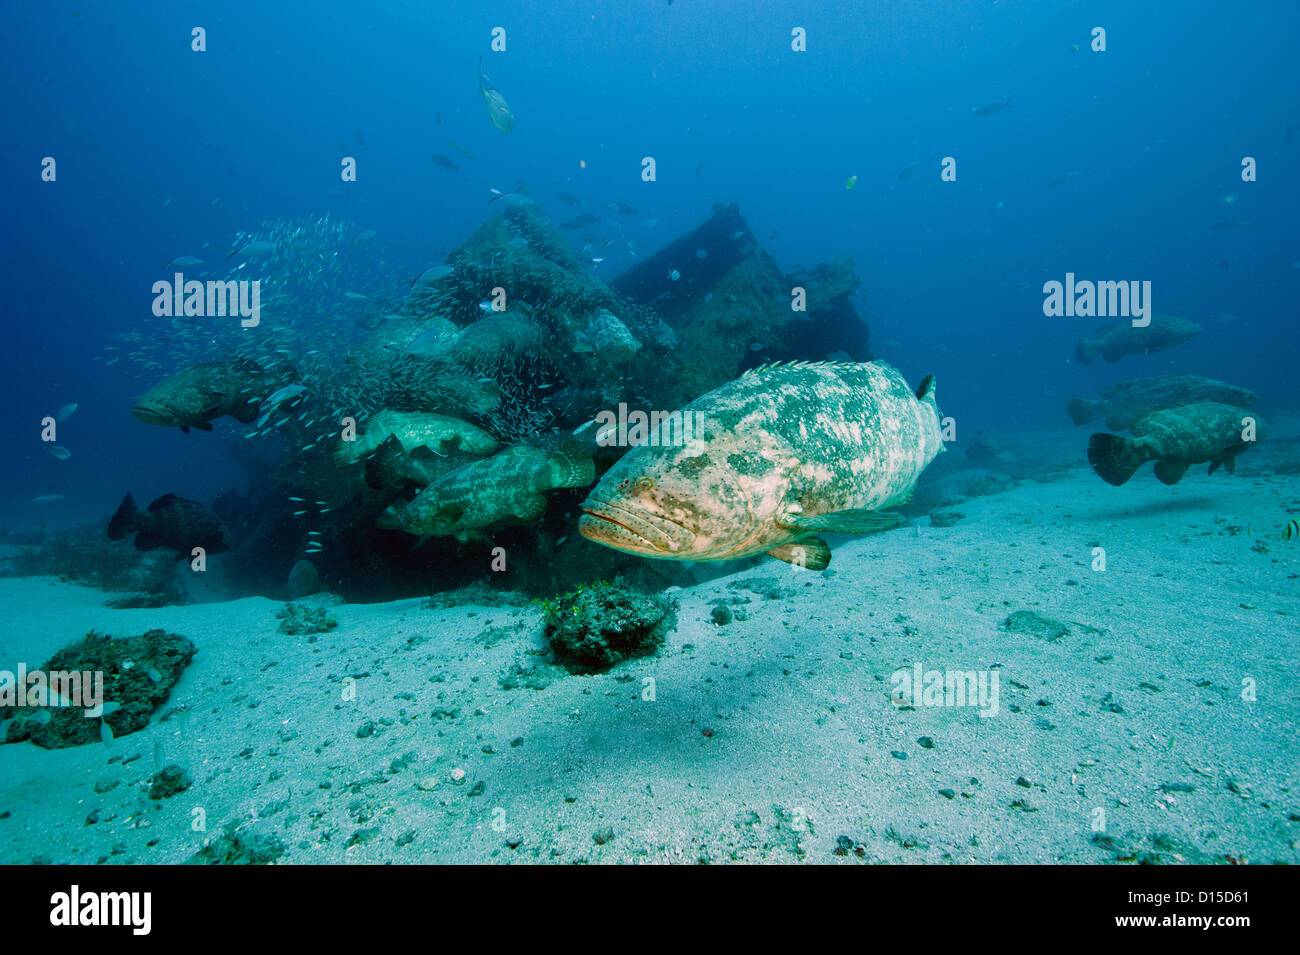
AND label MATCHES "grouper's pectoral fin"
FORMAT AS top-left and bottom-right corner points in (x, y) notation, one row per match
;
(1208, 455), (1236, 476)
(781, 509), (906, 535)
(1153, 458), (1190, 484)
(767, 537), (831, 571)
